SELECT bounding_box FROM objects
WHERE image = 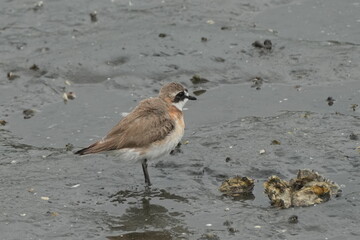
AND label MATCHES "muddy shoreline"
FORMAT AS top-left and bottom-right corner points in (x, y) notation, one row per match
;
(1, 0), (360, 239)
